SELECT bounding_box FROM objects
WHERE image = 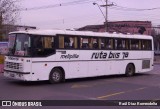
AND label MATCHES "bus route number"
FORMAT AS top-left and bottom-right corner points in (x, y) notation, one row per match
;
(123, 52), (129, 59)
